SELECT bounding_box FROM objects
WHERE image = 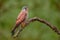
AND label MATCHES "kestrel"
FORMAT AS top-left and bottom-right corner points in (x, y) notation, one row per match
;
(11, 6), (28, 36)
